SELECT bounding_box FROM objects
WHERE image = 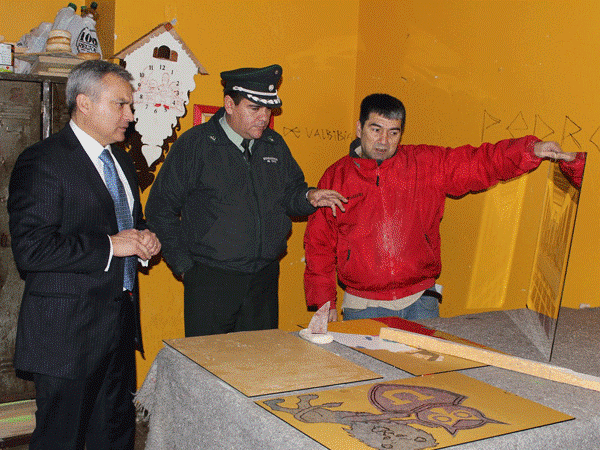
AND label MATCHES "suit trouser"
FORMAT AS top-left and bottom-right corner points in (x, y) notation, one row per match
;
(29, 293), (137, 450)
(183, 260), (280, 337)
